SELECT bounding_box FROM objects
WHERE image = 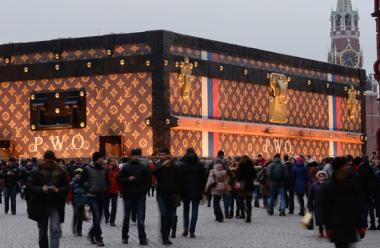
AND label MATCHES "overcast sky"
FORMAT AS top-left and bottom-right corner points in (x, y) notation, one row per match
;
(0, 0), (376, 74)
